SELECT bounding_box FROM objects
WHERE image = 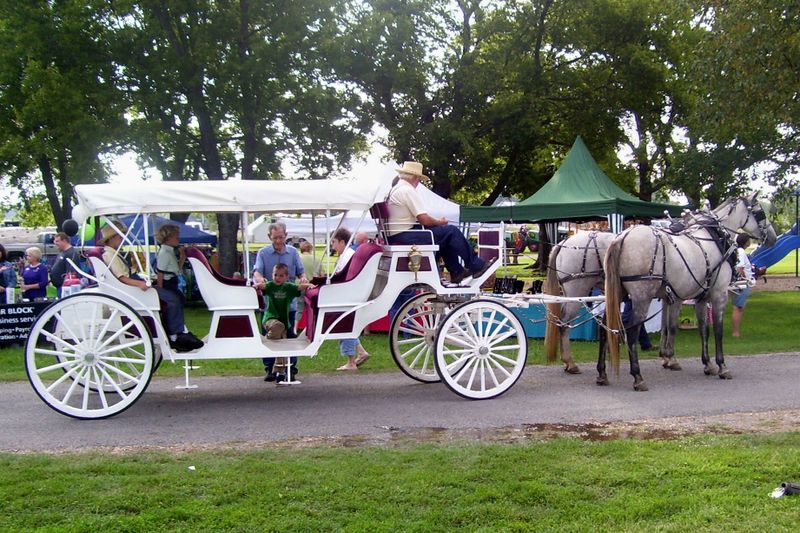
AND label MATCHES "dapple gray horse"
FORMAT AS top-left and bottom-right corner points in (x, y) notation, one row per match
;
(603, 194), (776, 391)
(544, 231), (614, 373)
